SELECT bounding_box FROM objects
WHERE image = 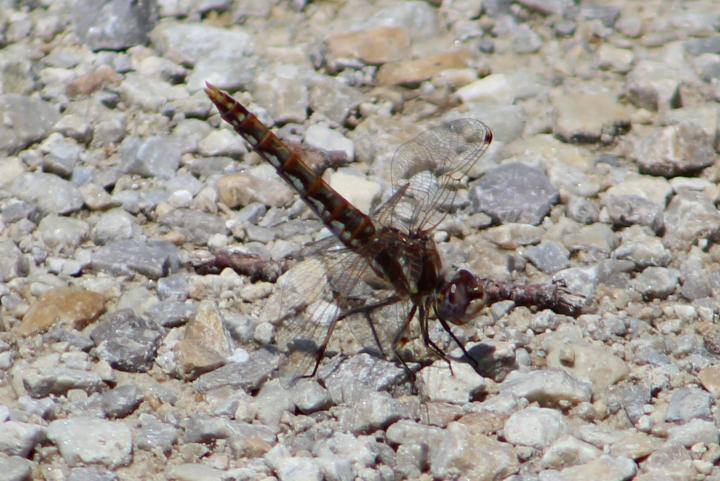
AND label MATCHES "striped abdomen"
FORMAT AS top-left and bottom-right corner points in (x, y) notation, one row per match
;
(204, 83), (376, 250)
